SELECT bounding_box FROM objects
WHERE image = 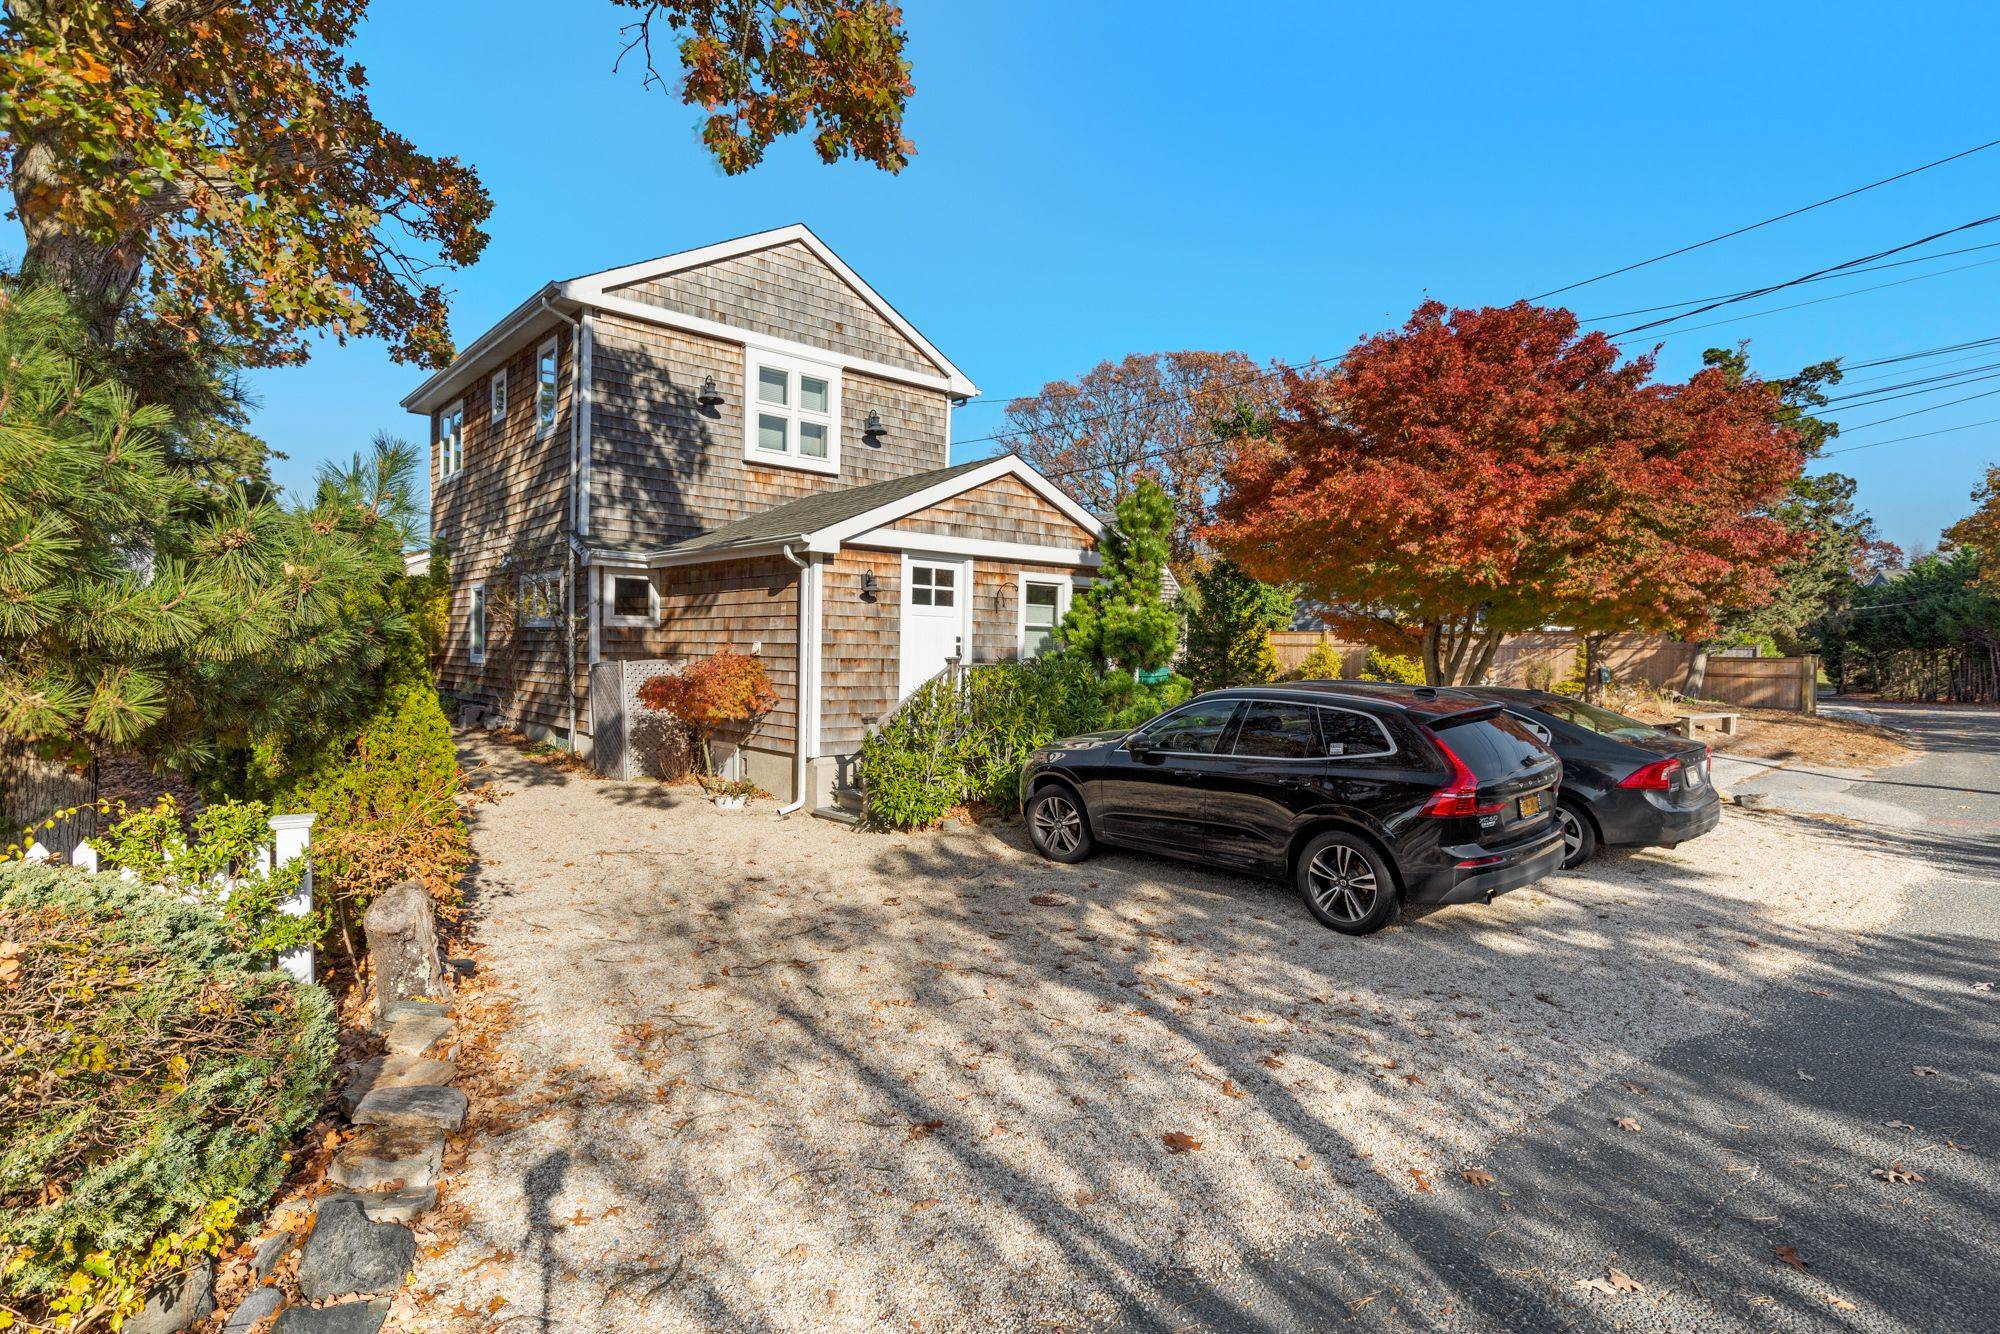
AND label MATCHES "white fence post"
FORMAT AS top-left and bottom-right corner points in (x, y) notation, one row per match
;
(268, 813), (317, 985)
